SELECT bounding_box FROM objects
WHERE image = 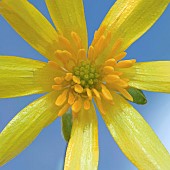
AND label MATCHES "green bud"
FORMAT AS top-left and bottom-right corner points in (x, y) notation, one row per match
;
(61, 109), (72, 142)
(127, 87), (147, 105)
